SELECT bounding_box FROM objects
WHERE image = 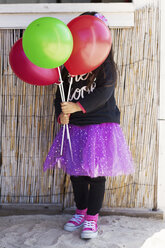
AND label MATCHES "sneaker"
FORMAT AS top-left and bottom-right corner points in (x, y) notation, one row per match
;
(81, 213), (98, 239)
(64, 208), (87, 232)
